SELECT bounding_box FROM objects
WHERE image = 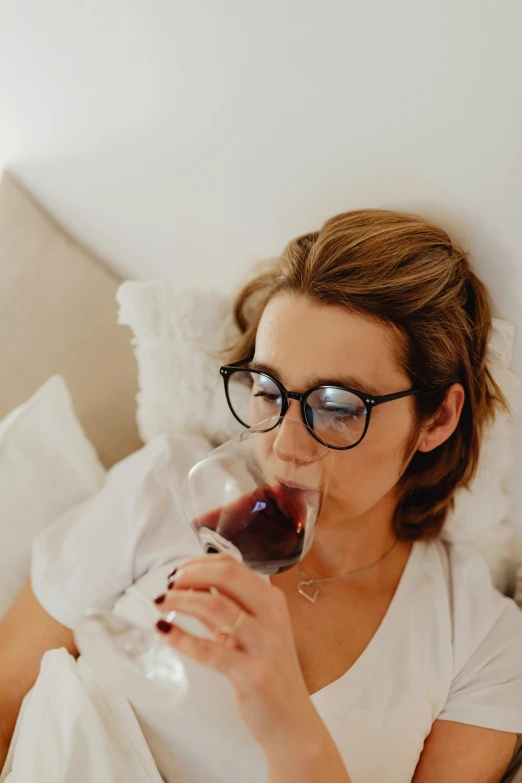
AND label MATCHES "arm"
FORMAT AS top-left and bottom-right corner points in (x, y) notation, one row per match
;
(154, 555), (353, 782)
(0, 581), (77, 769)
(413, 720), (519, 783)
